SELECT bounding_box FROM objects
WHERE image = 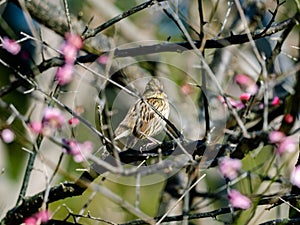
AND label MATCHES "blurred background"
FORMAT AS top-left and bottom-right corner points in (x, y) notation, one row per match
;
(0, 0), (299, 224)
